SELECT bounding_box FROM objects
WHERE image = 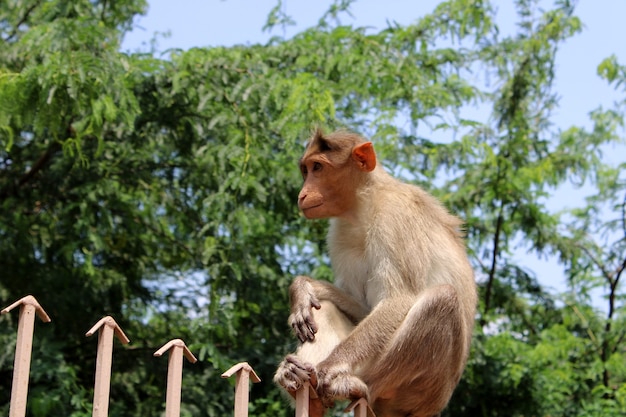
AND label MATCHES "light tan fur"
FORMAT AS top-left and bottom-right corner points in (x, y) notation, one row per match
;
(274, 129), (477, 417)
